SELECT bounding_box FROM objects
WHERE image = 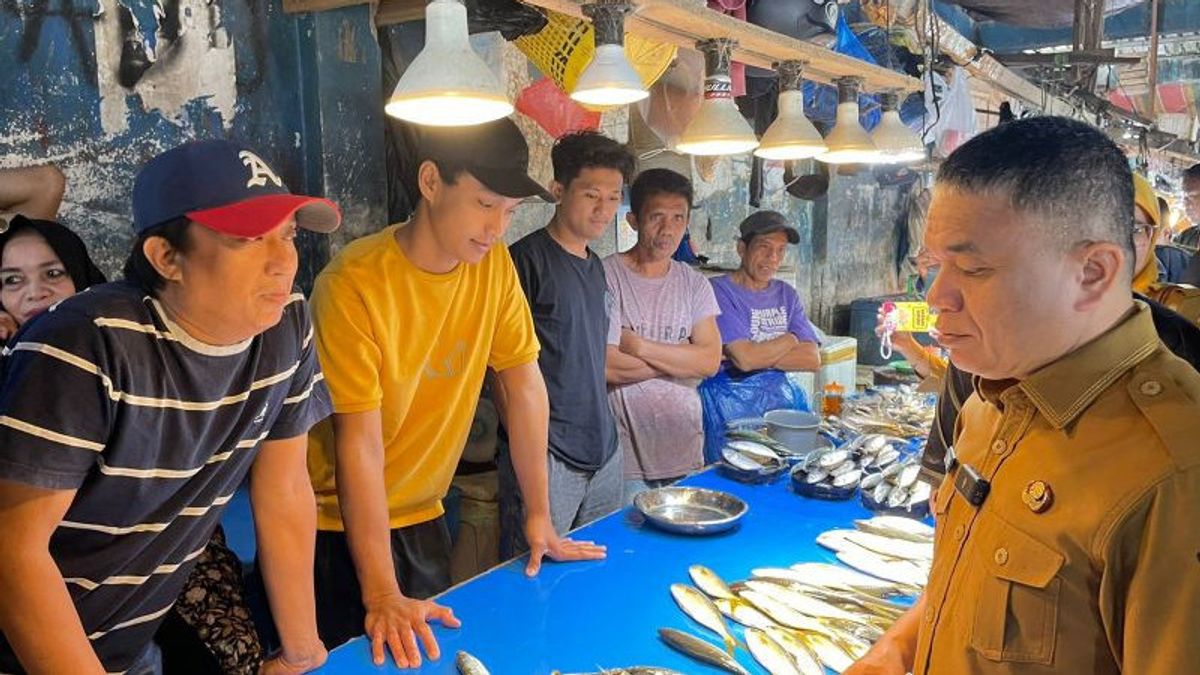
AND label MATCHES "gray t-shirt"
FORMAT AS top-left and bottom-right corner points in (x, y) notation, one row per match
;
(509, 228), (617, 471)
(603, 254), (721, 480)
